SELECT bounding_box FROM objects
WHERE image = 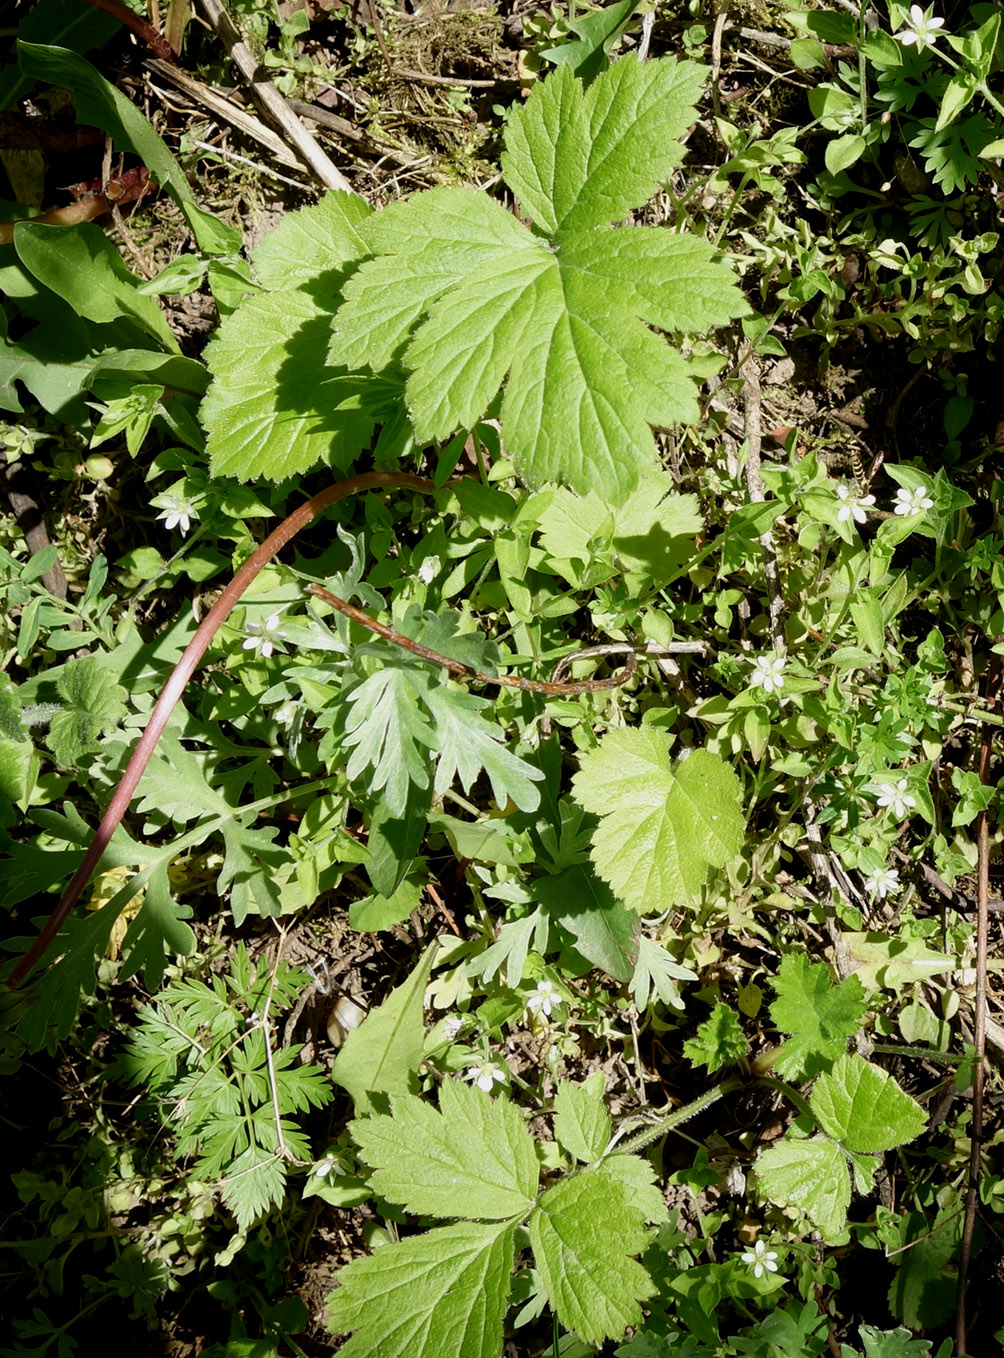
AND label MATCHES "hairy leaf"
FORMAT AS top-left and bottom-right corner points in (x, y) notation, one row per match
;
(810, 1054), (927, 1153)
(554, 1079), (610, 1163)
(46, 654), (126, 768)
(333, 58), (747, 502)
(572, 733), (744, 912)
(529, 1167), (656, 1343)
(326, 1219), (516, 1358)
(770, 956), (868, 1081)
(351, 1079), (538, 1220)
(755, 1138), (851, 1243)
